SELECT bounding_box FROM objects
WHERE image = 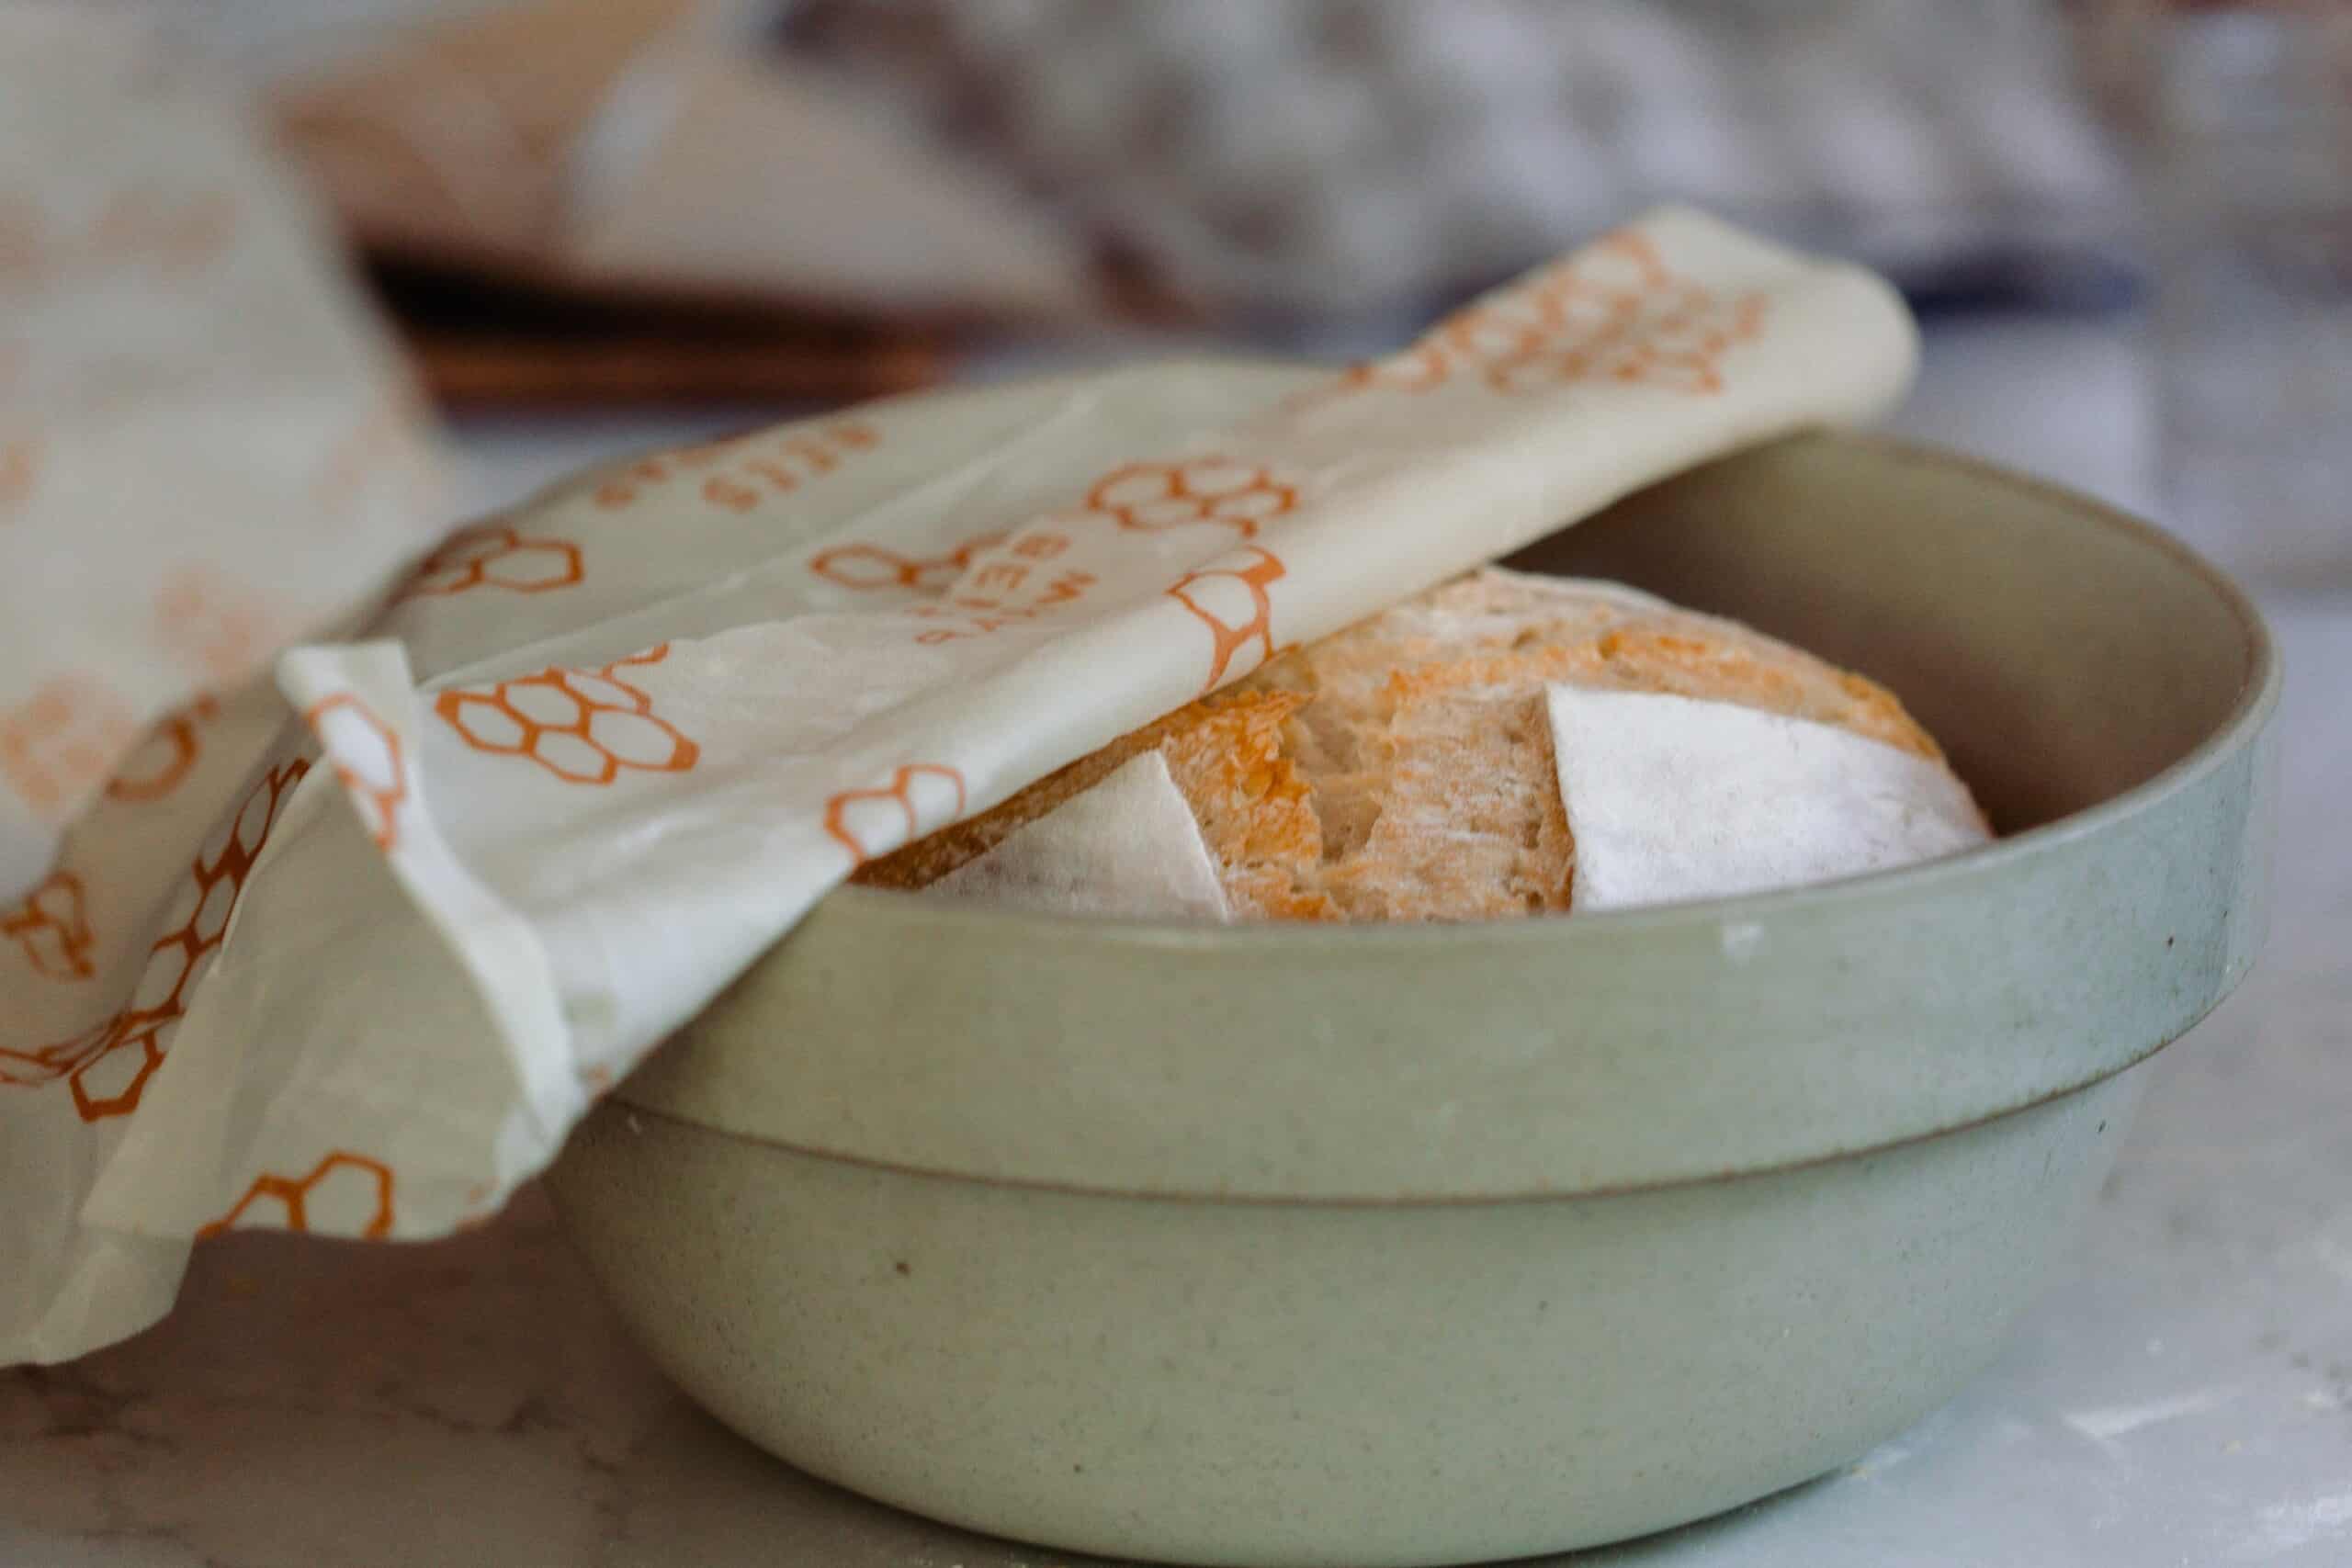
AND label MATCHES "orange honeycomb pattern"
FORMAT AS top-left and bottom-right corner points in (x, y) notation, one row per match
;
(1488, 285), (1768, 397)
(1169, 546), (1288, 694)
(1085, 458), (1297, 540)
(304, 694), (406, 851)
(197, 1149), (394, 1240)
(1338, 229), (1769, 400)
(436, 644), (699, 785)
(3, 869), (94, 981)
(0, 1019), (108, 1090)
(810, 529), (1005, 592)
(154, 564), (276, 686)
(106, 695), (219, 804)
(823, 762), (967, 863)
(1332, 253), (1623, 398)
(395, 521), (582, 601)
(0, 674), (137, 821)
(6, 759), (311, 1122)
